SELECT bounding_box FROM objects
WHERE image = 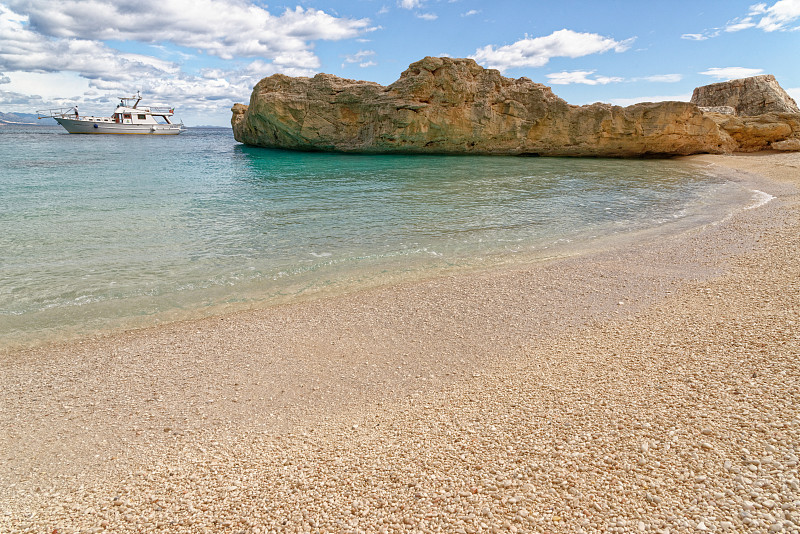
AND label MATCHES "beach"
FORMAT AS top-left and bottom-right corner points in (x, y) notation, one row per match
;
(1, 152), (798, 532)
